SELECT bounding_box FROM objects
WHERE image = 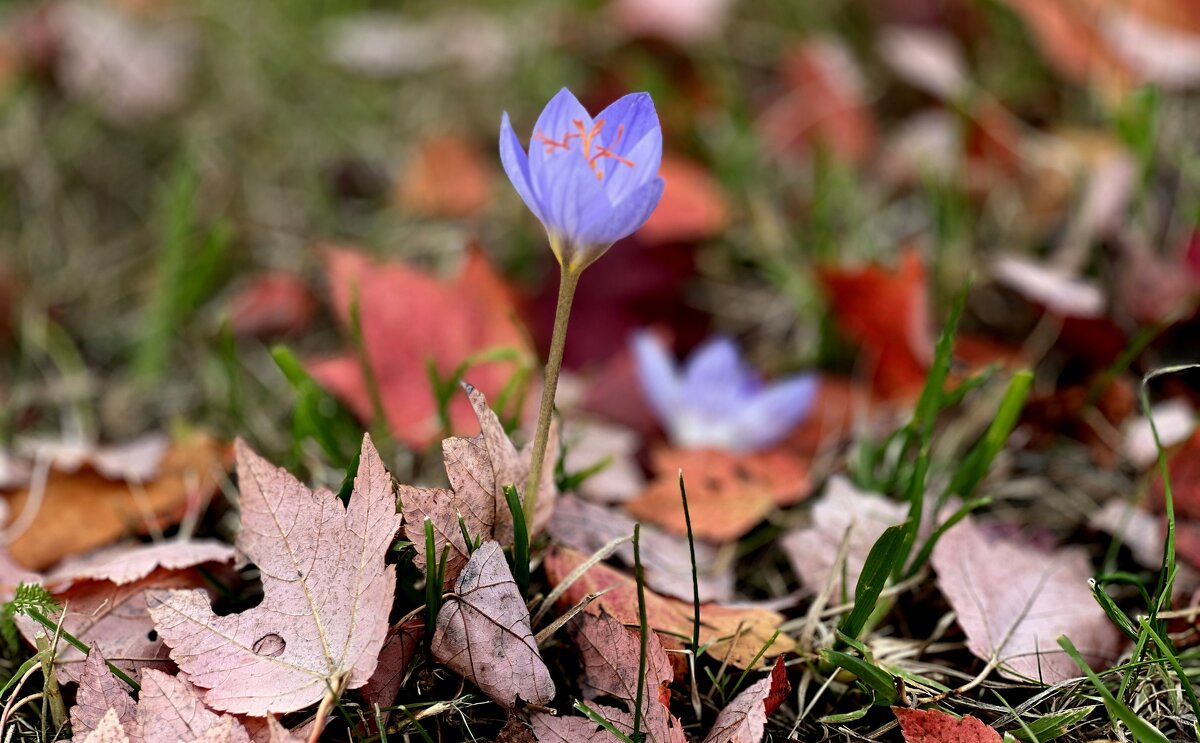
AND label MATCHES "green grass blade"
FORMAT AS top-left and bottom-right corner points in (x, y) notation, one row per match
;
(840, 525), (905, 642)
